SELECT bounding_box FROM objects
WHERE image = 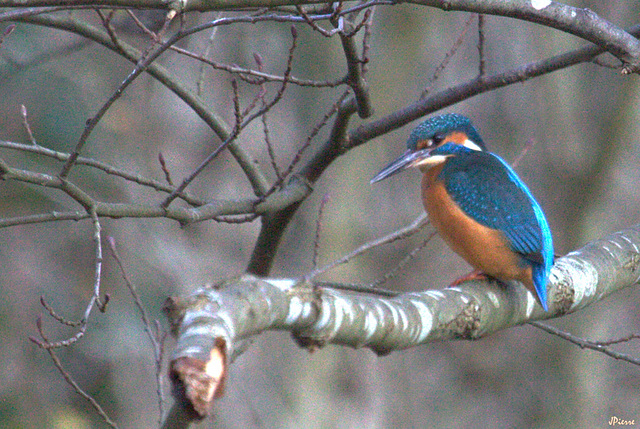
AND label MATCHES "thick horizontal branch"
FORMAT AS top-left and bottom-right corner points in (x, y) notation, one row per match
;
(347, 22), (640, 149)
(165, 224), (640, 417)
(411, 0), (640, 73)
(4, 0), (640, 72)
